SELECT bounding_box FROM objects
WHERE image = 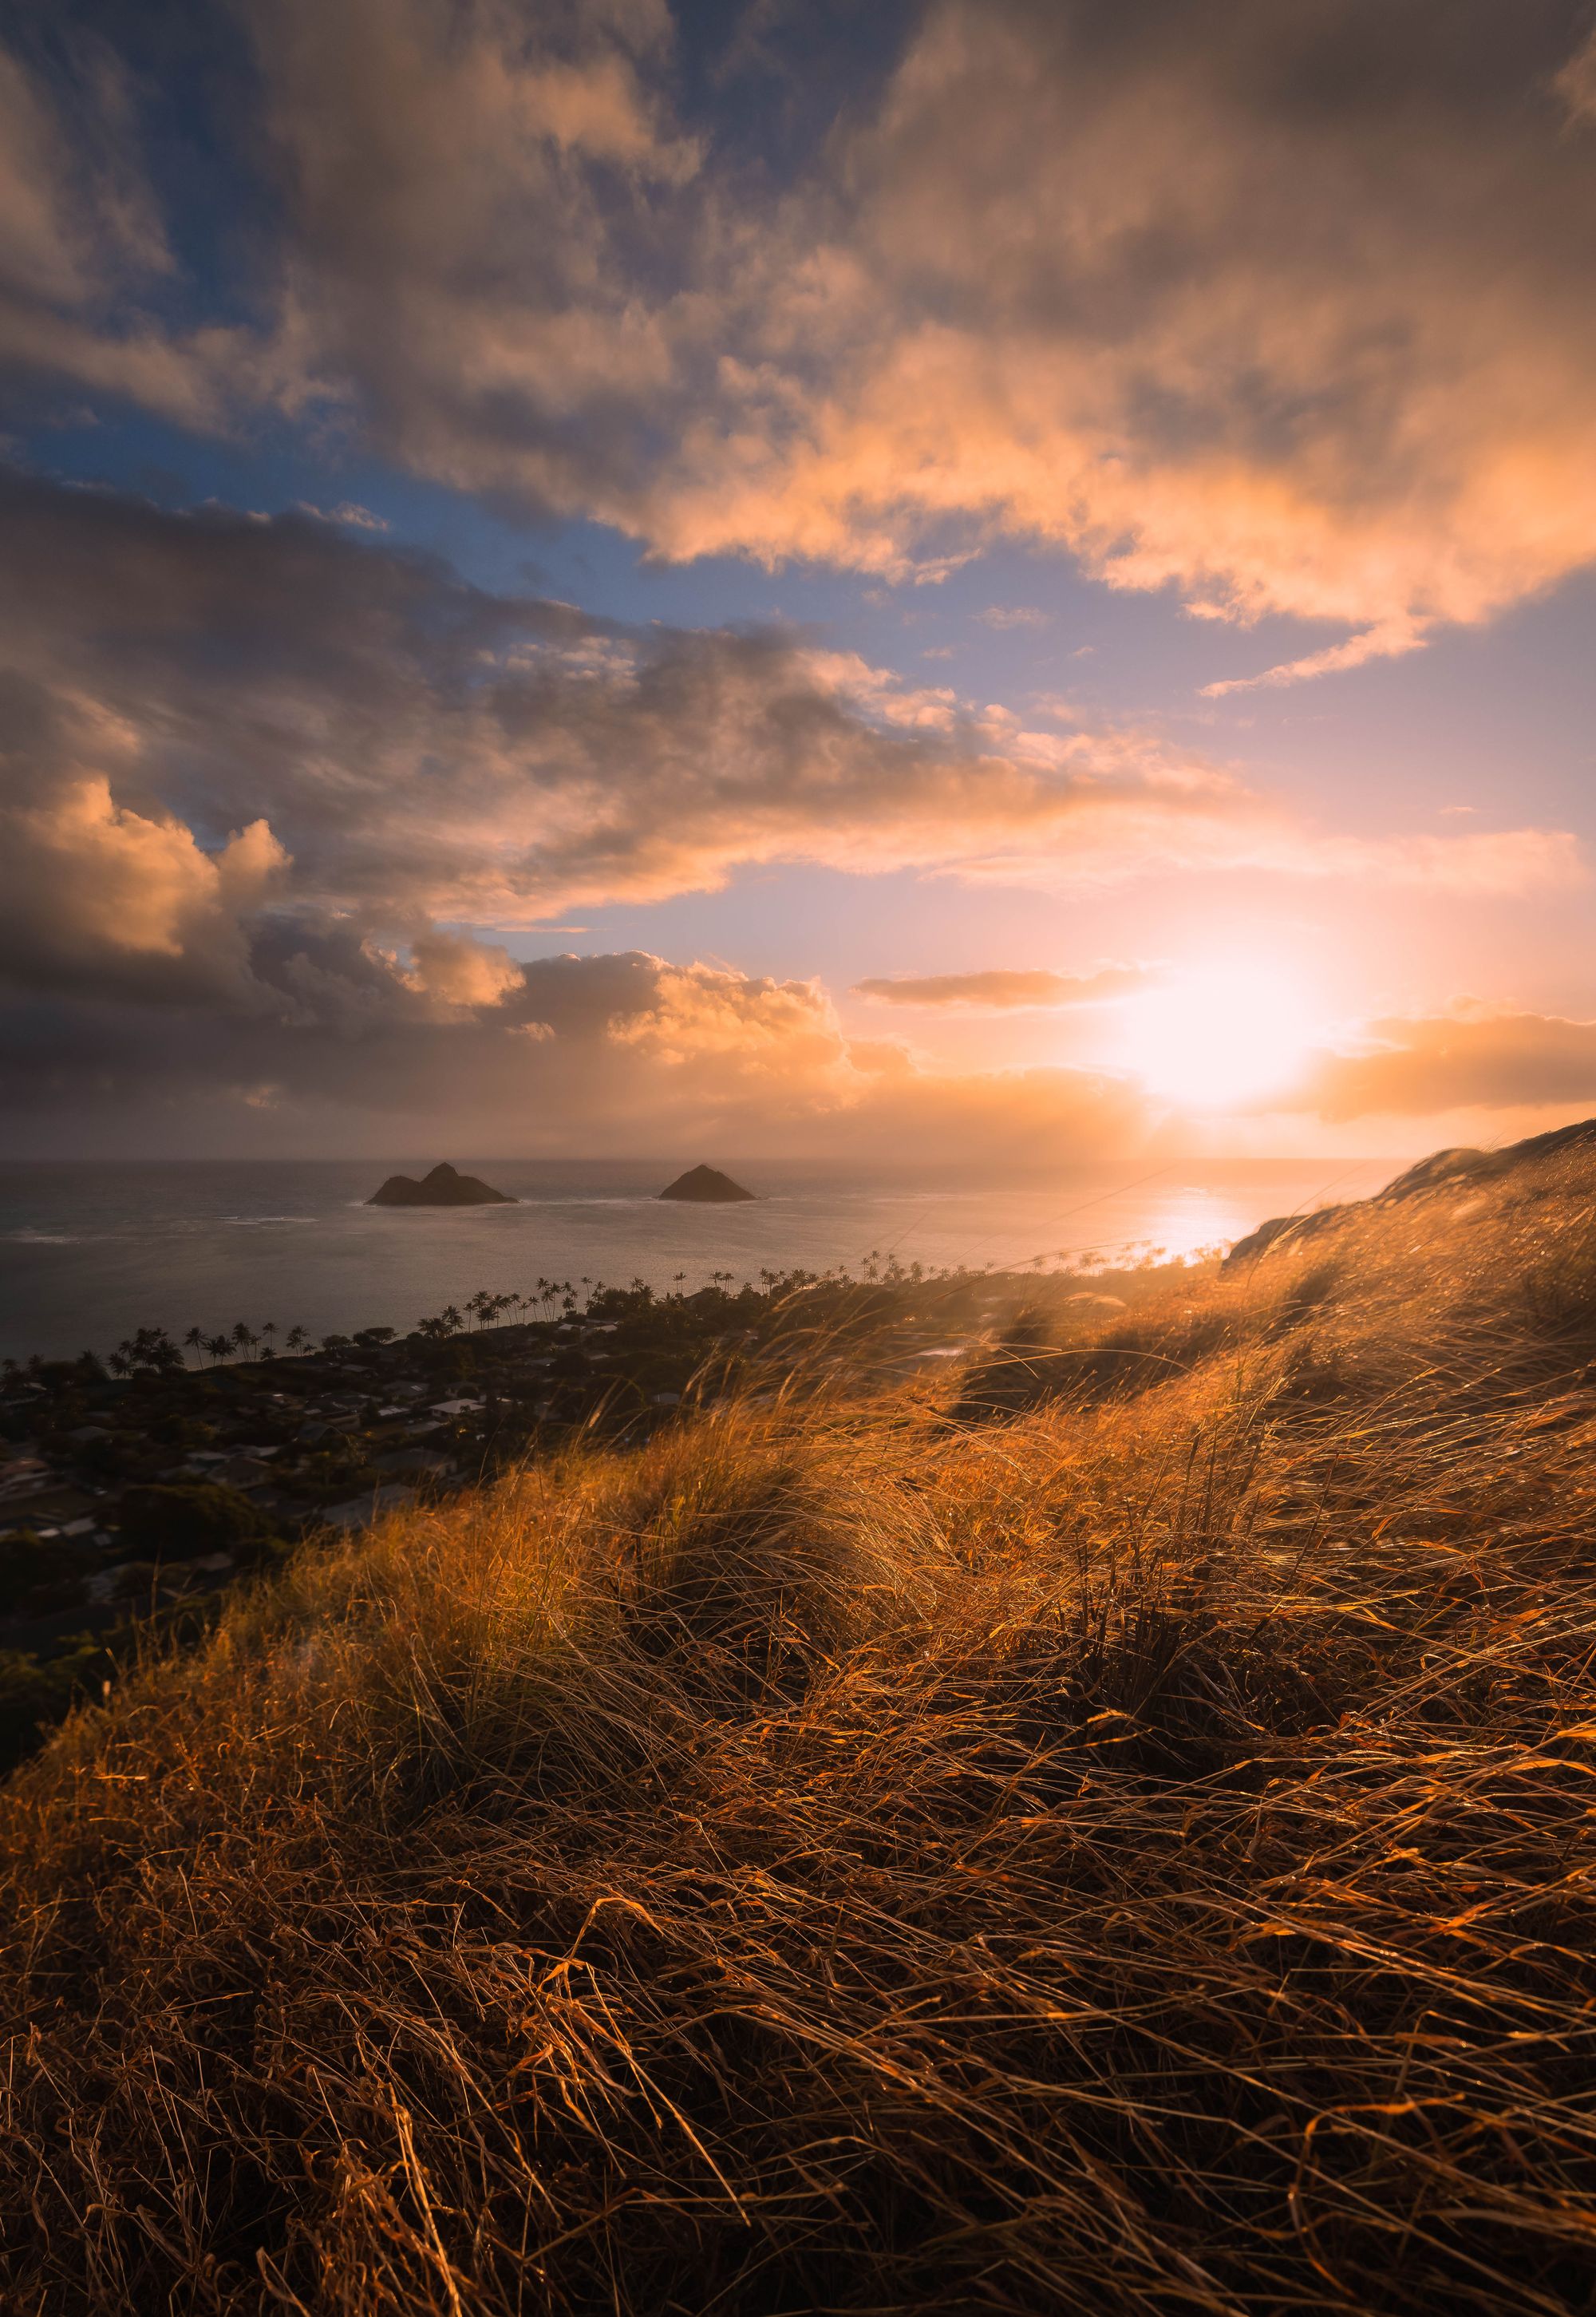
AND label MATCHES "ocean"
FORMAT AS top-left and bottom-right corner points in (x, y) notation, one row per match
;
(0, 1155), (1396, 1364)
